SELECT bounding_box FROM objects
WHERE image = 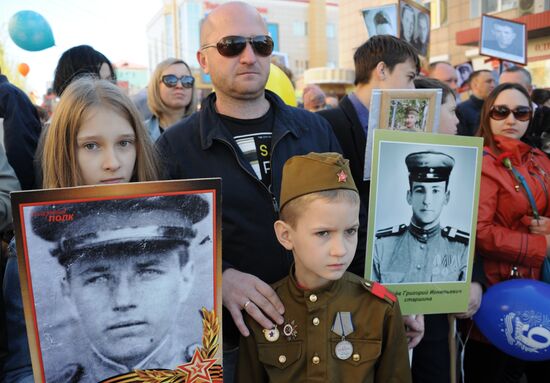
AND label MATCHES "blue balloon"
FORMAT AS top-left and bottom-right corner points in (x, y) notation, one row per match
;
(8, 10), (55, 52)
(474, 279), (550, 361)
